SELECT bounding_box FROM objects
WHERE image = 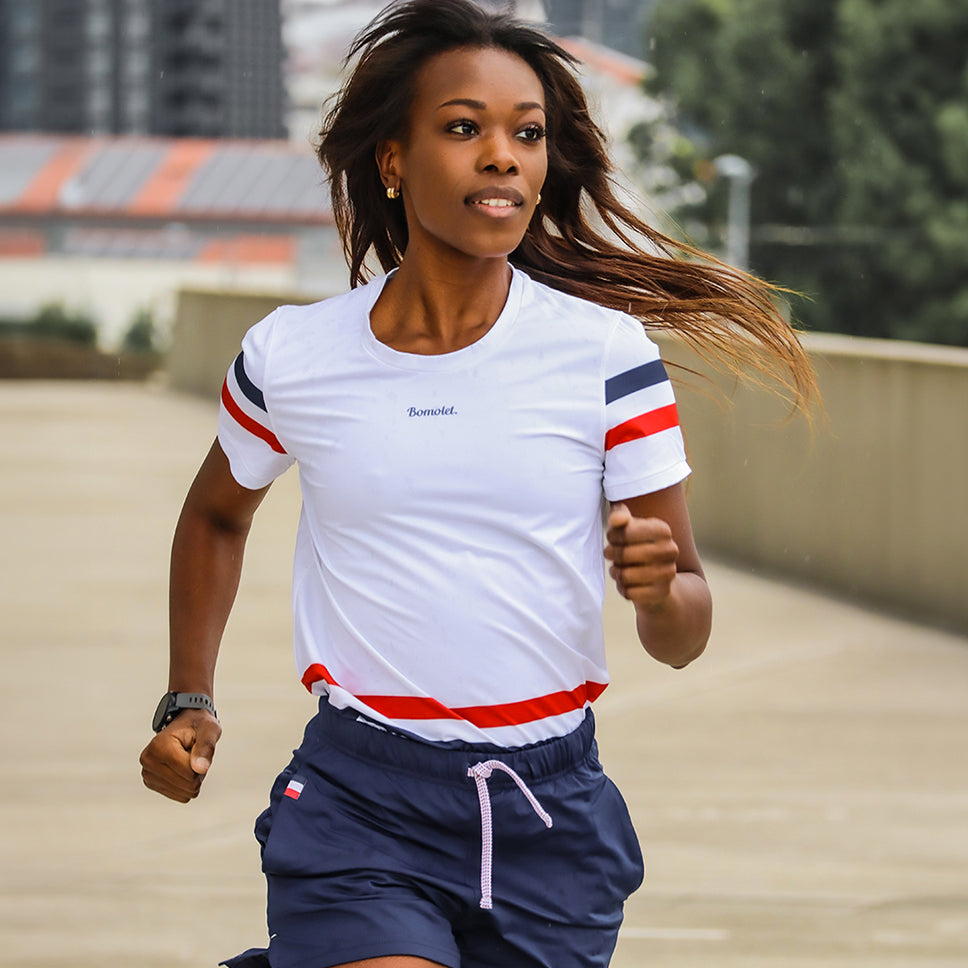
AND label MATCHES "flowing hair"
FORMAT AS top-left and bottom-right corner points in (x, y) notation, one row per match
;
(317, 0), (816, 405)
